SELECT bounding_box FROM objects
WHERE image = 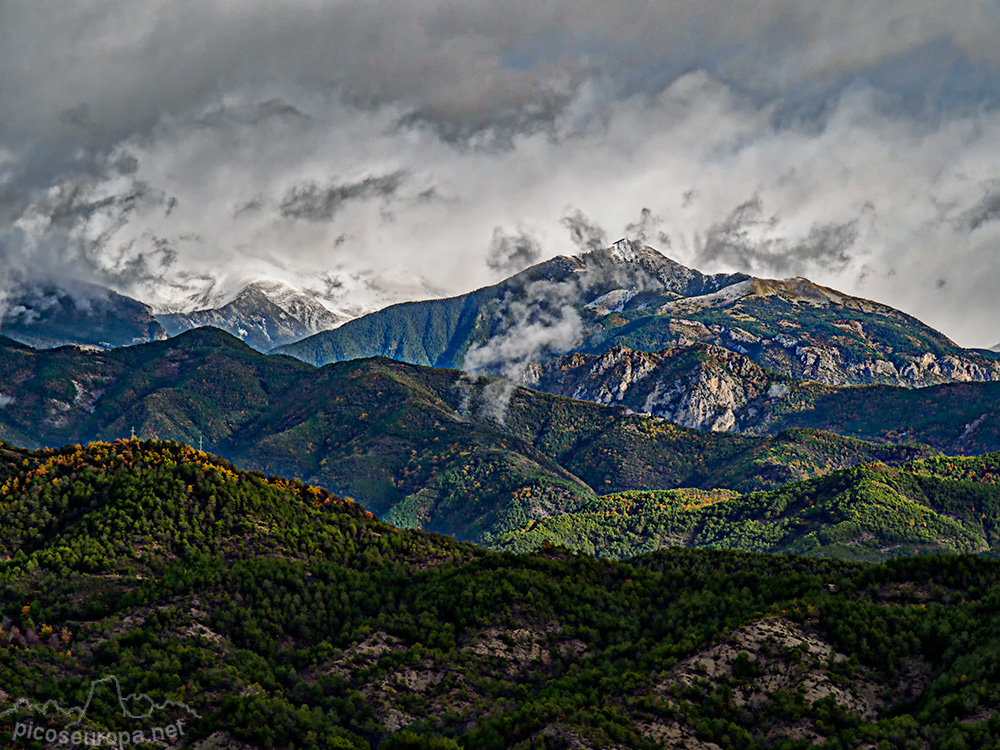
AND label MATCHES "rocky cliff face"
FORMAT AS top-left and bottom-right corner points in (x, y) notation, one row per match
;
(623, 276), (1000, 388)
(661, 316), (1000, 388)
(524, 344), (803, 432)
